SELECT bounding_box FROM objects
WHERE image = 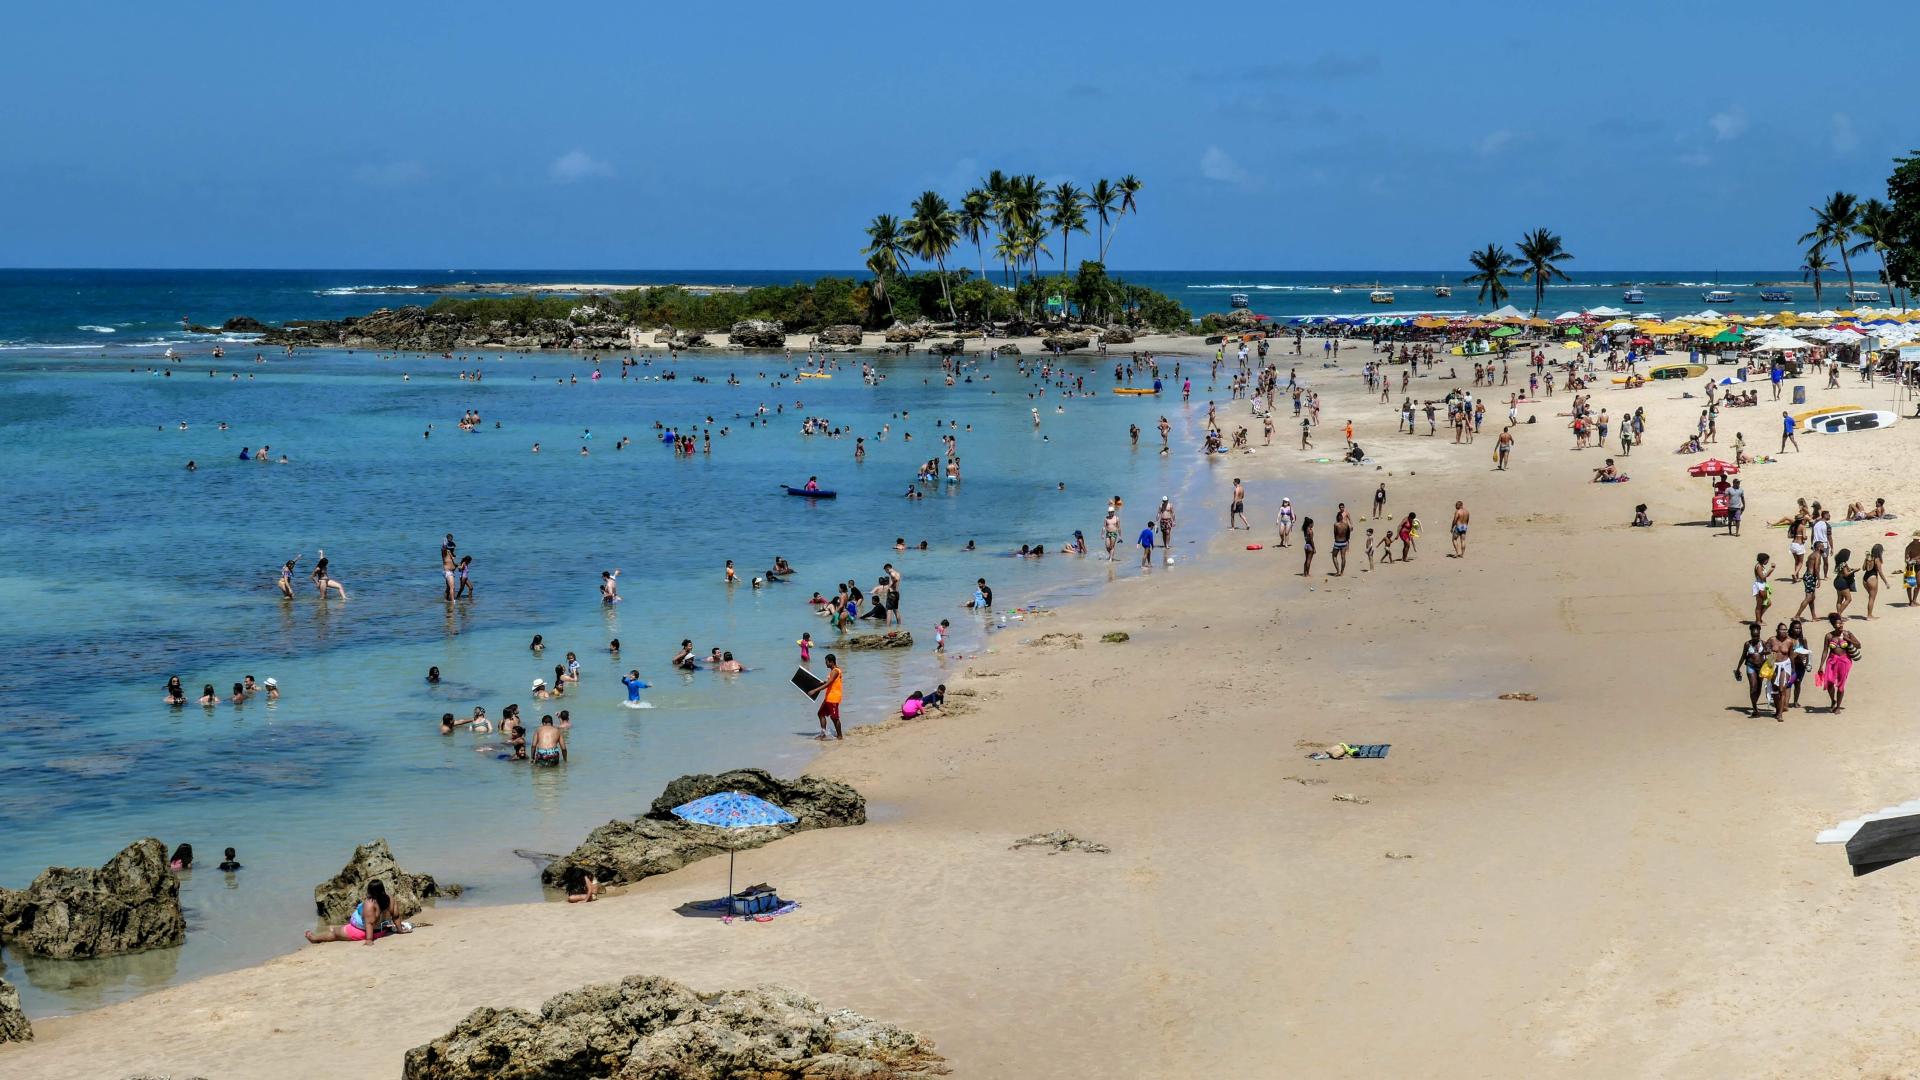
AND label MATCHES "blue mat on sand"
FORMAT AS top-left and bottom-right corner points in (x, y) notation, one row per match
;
(1348, 744), (1390, 759)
